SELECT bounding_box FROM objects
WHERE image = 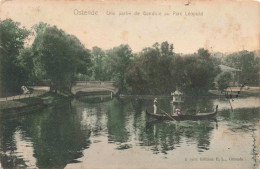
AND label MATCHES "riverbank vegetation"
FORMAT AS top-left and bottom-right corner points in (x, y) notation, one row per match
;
(0, 19), (259, 97)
